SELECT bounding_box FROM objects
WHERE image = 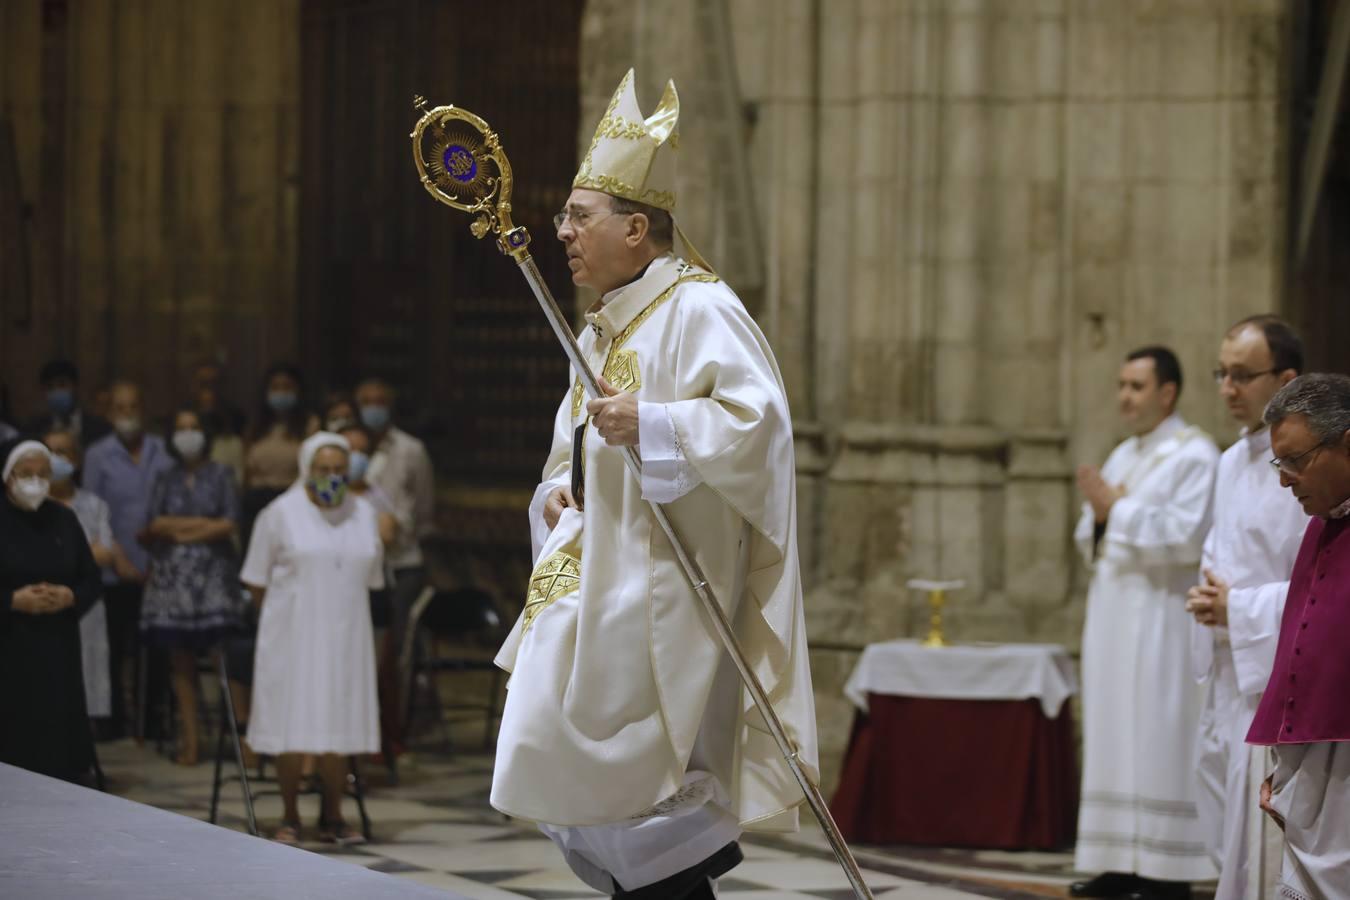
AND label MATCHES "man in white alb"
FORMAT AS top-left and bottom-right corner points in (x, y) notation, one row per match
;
(489, 70), (818, 900)
(1188, 316), (1307, 900)
(1072, 346), (1220, 900)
